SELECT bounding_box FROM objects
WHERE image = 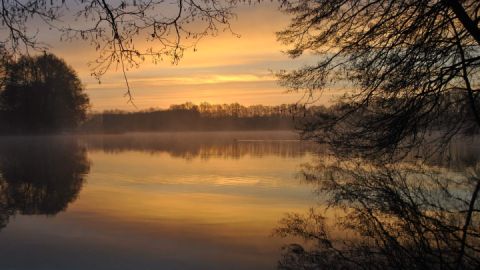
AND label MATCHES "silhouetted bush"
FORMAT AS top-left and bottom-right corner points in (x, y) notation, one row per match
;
(0, 53), (89, 133)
